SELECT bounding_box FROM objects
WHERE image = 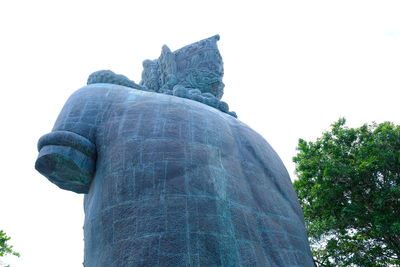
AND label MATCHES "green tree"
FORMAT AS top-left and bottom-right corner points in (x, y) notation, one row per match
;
(0, 230), (19, 260)
(293, 119), (400, 266)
